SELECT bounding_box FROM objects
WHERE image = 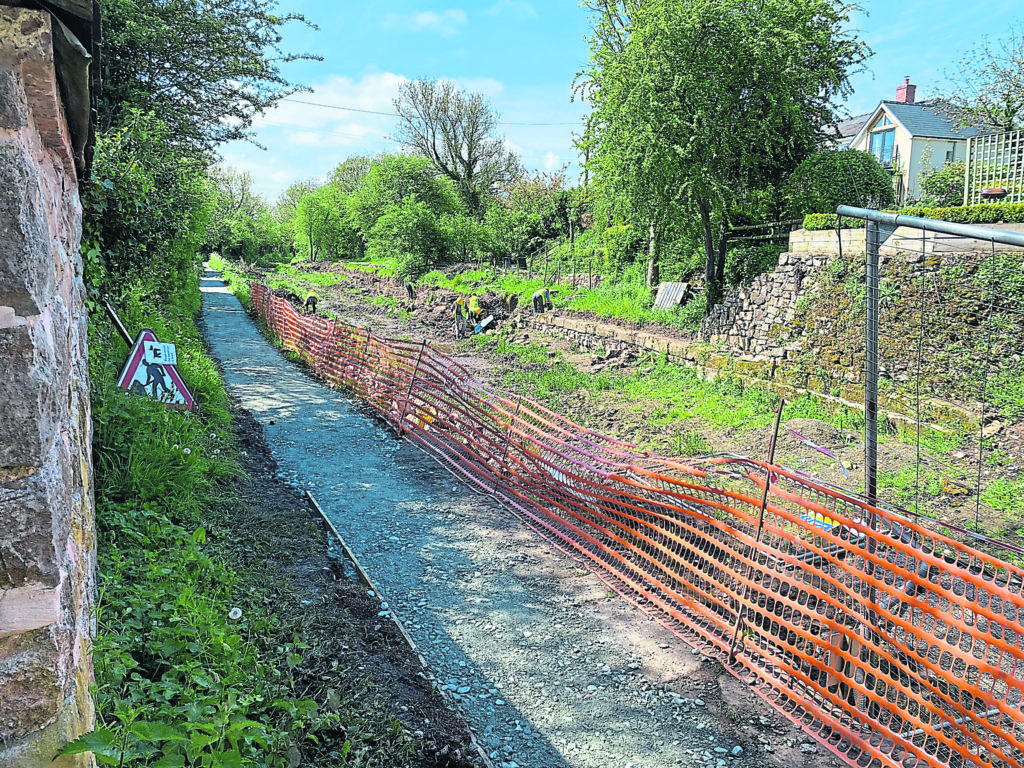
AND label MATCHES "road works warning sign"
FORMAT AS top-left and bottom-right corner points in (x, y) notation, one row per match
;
(116, 329), (196, 410)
